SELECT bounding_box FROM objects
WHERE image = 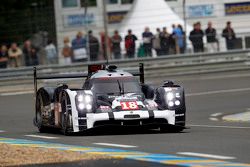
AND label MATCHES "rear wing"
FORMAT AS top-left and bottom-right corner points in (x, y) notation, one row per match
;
(131, 63), (145, 84)
(87, 63), (145, 83)
(33, 63), (145, 96)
